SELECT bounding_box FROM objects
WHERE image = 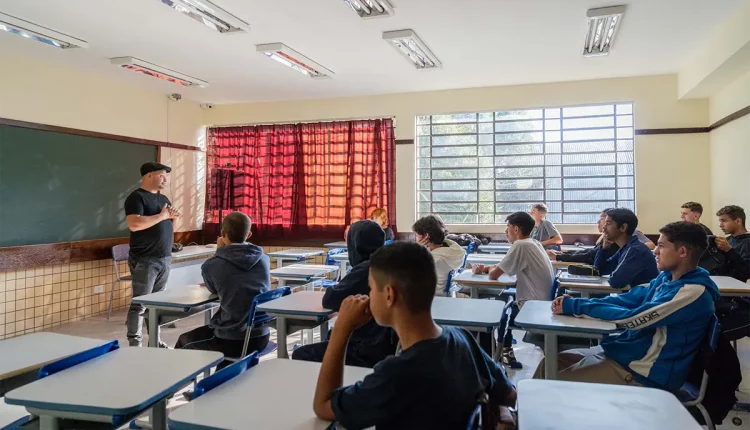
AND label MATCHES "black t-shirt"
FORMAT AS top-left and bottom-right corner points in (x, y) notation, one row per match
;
(124, 188), (173, 258)
(331, 326), (514, 430)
